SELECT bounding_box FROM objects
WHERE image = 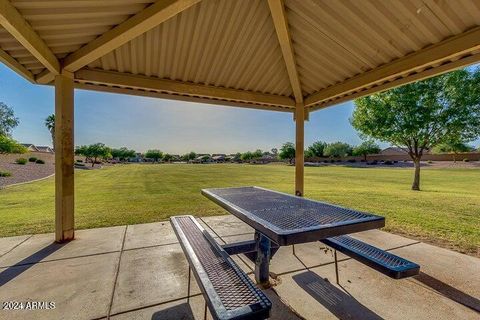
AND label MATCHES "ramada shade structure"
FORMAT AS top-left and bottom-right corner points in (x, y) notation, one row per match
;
(0, 0), (479, 242)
